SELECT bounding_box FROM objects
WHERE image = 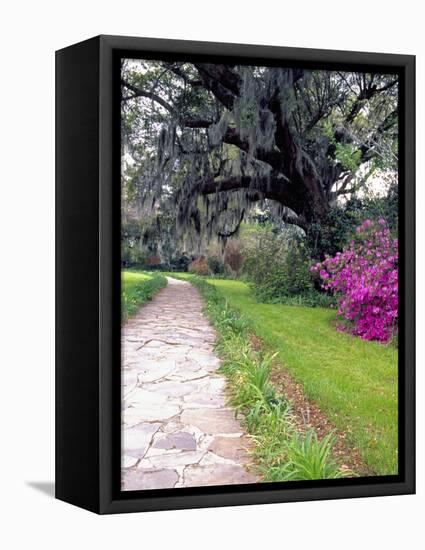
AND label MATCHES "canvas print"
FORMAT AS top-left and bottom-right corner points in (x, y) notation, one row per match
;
(120, 58), (399, 491)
